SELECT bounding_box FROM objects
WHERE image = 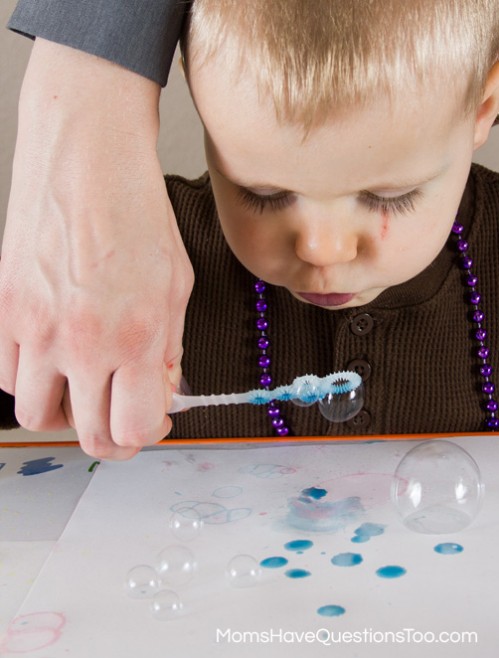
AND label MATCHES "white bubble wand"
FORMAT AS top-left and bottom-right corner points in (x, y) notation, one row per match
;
(169, 371), (363, 422)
